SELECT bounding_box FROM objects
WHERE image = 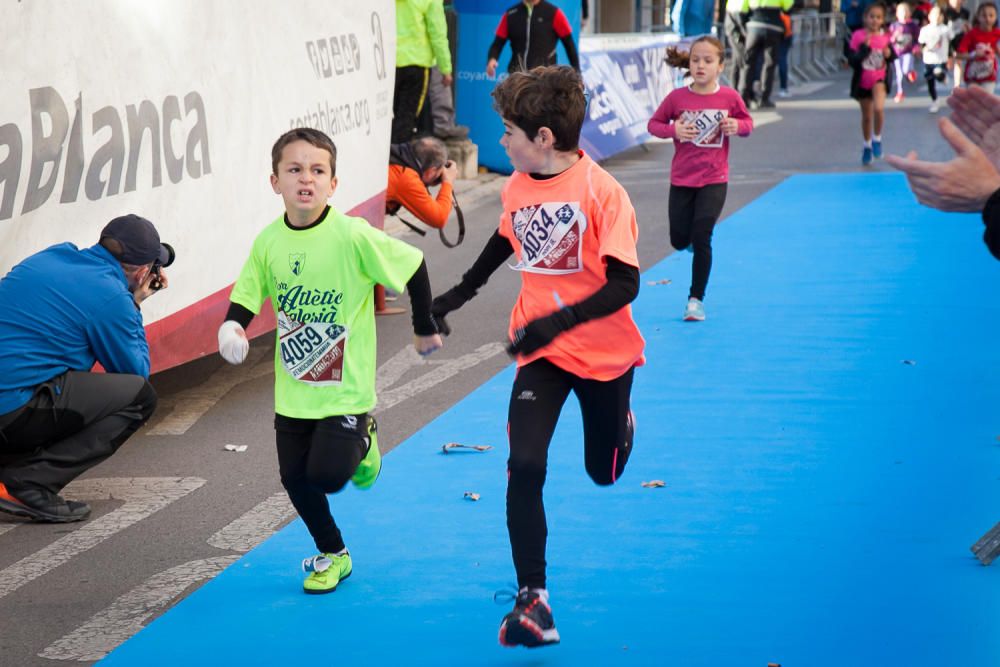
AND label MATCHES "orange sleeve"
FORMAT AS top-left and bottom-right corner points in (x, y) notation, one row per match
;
(392, 168), (453, 229)
(593, 171), (639, 269)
